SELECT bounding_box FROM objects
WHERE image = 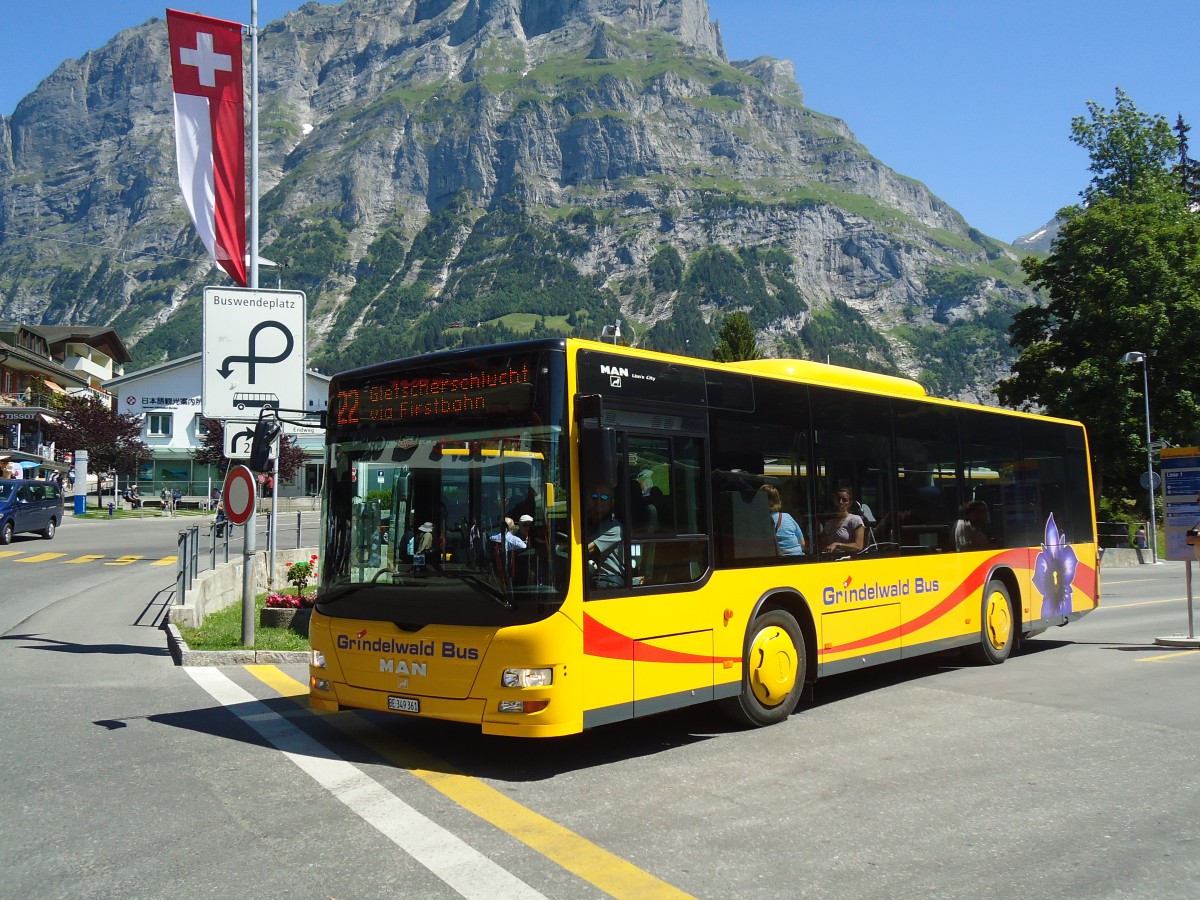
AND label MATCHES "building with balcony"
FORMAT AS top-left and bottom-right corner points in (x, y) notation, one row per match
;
(0, 324), (130, 477)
